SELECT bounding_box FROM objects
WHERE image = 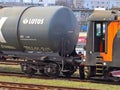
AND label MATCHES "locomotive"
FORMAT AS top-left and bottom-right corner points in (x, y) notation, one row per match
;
(0, 6), (81, 77)
(84, 9), (120, 81)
